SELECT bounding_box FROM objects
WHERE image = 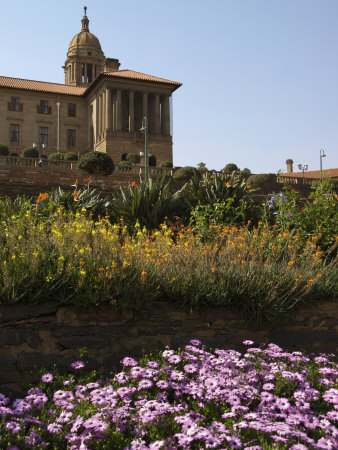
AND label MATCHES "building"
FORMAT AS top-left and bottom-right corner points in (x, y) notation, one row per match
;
(0, 8), (181, 167)
(279, 159), (338, 181)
